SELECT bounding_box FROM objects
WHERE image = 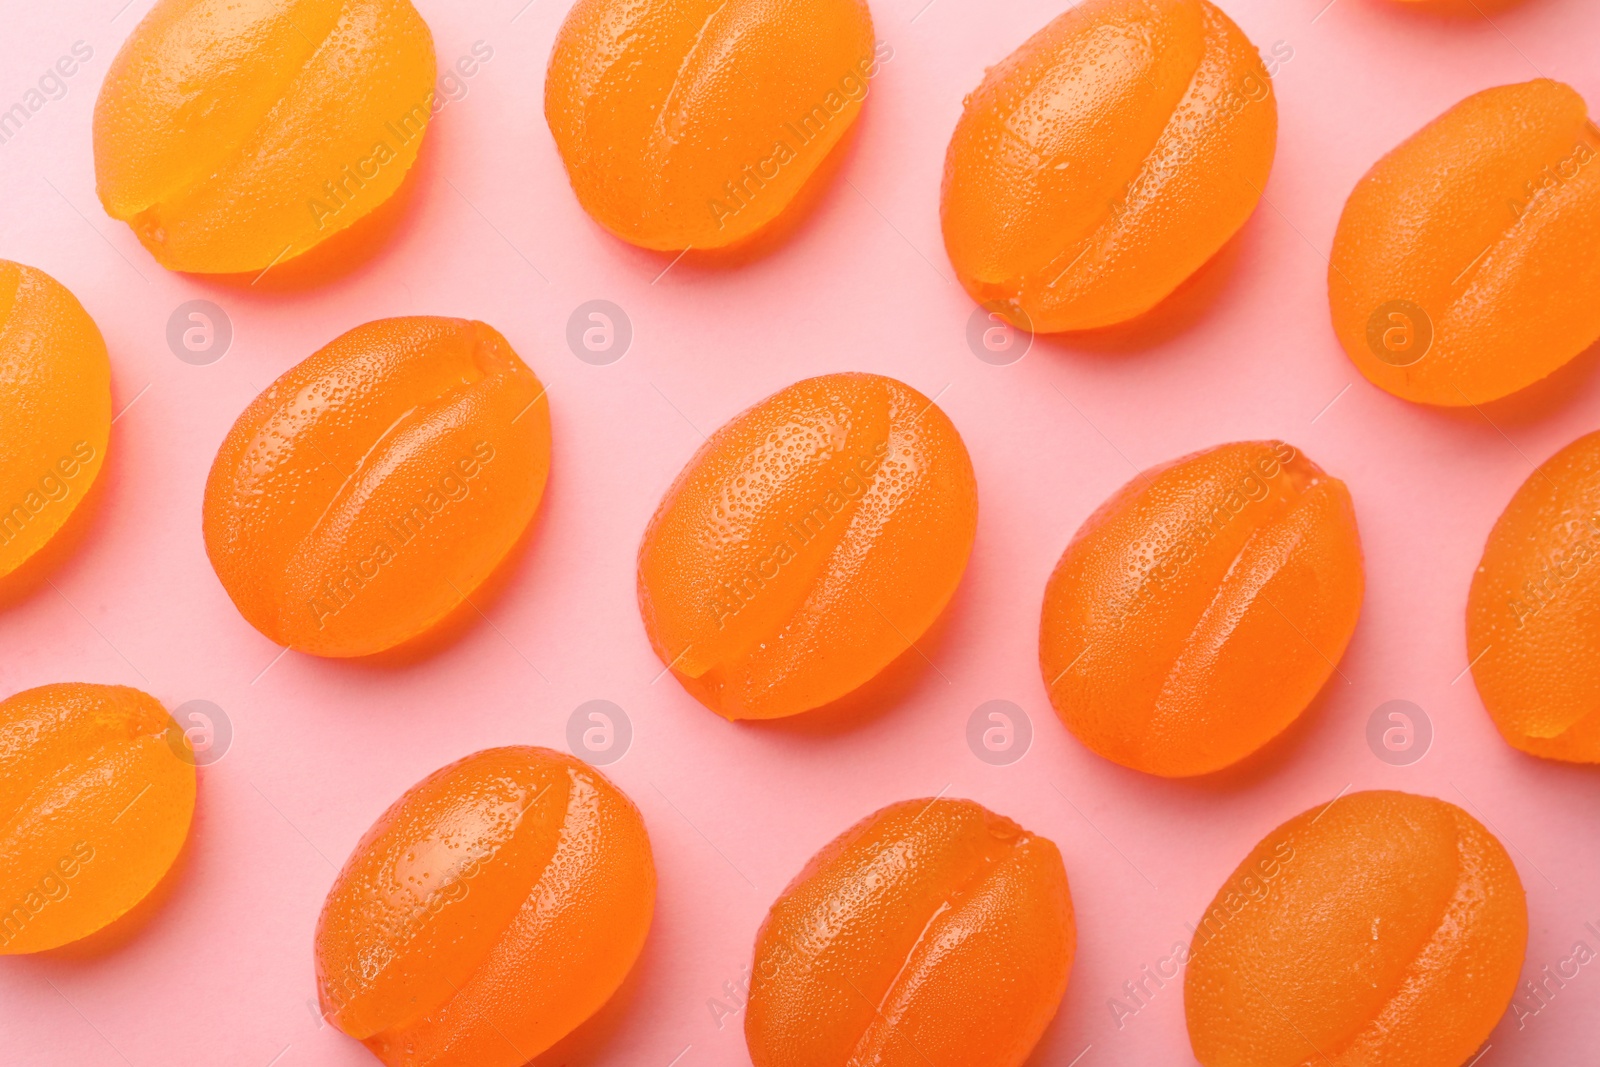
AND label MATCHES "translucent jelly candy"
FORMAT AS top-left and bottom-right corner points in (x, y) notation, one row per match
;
(0, 684), (194, 955)
(94, 0), (436, 273)
(0, 261), (110, 580)
(545, 0), (878, 251)
(1468, 429), (1600, 761)
(747, 798), (1073, 1067)
(941, 0), (1277, 332)
(1330, 80), (1600, 406)
(1185, 790), (1526, 1067)
(314, 746), (655, 1067)
(203, 317), (550, 658)
(638, 372), (977, 720)
(1040, 441), (1363, 776)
